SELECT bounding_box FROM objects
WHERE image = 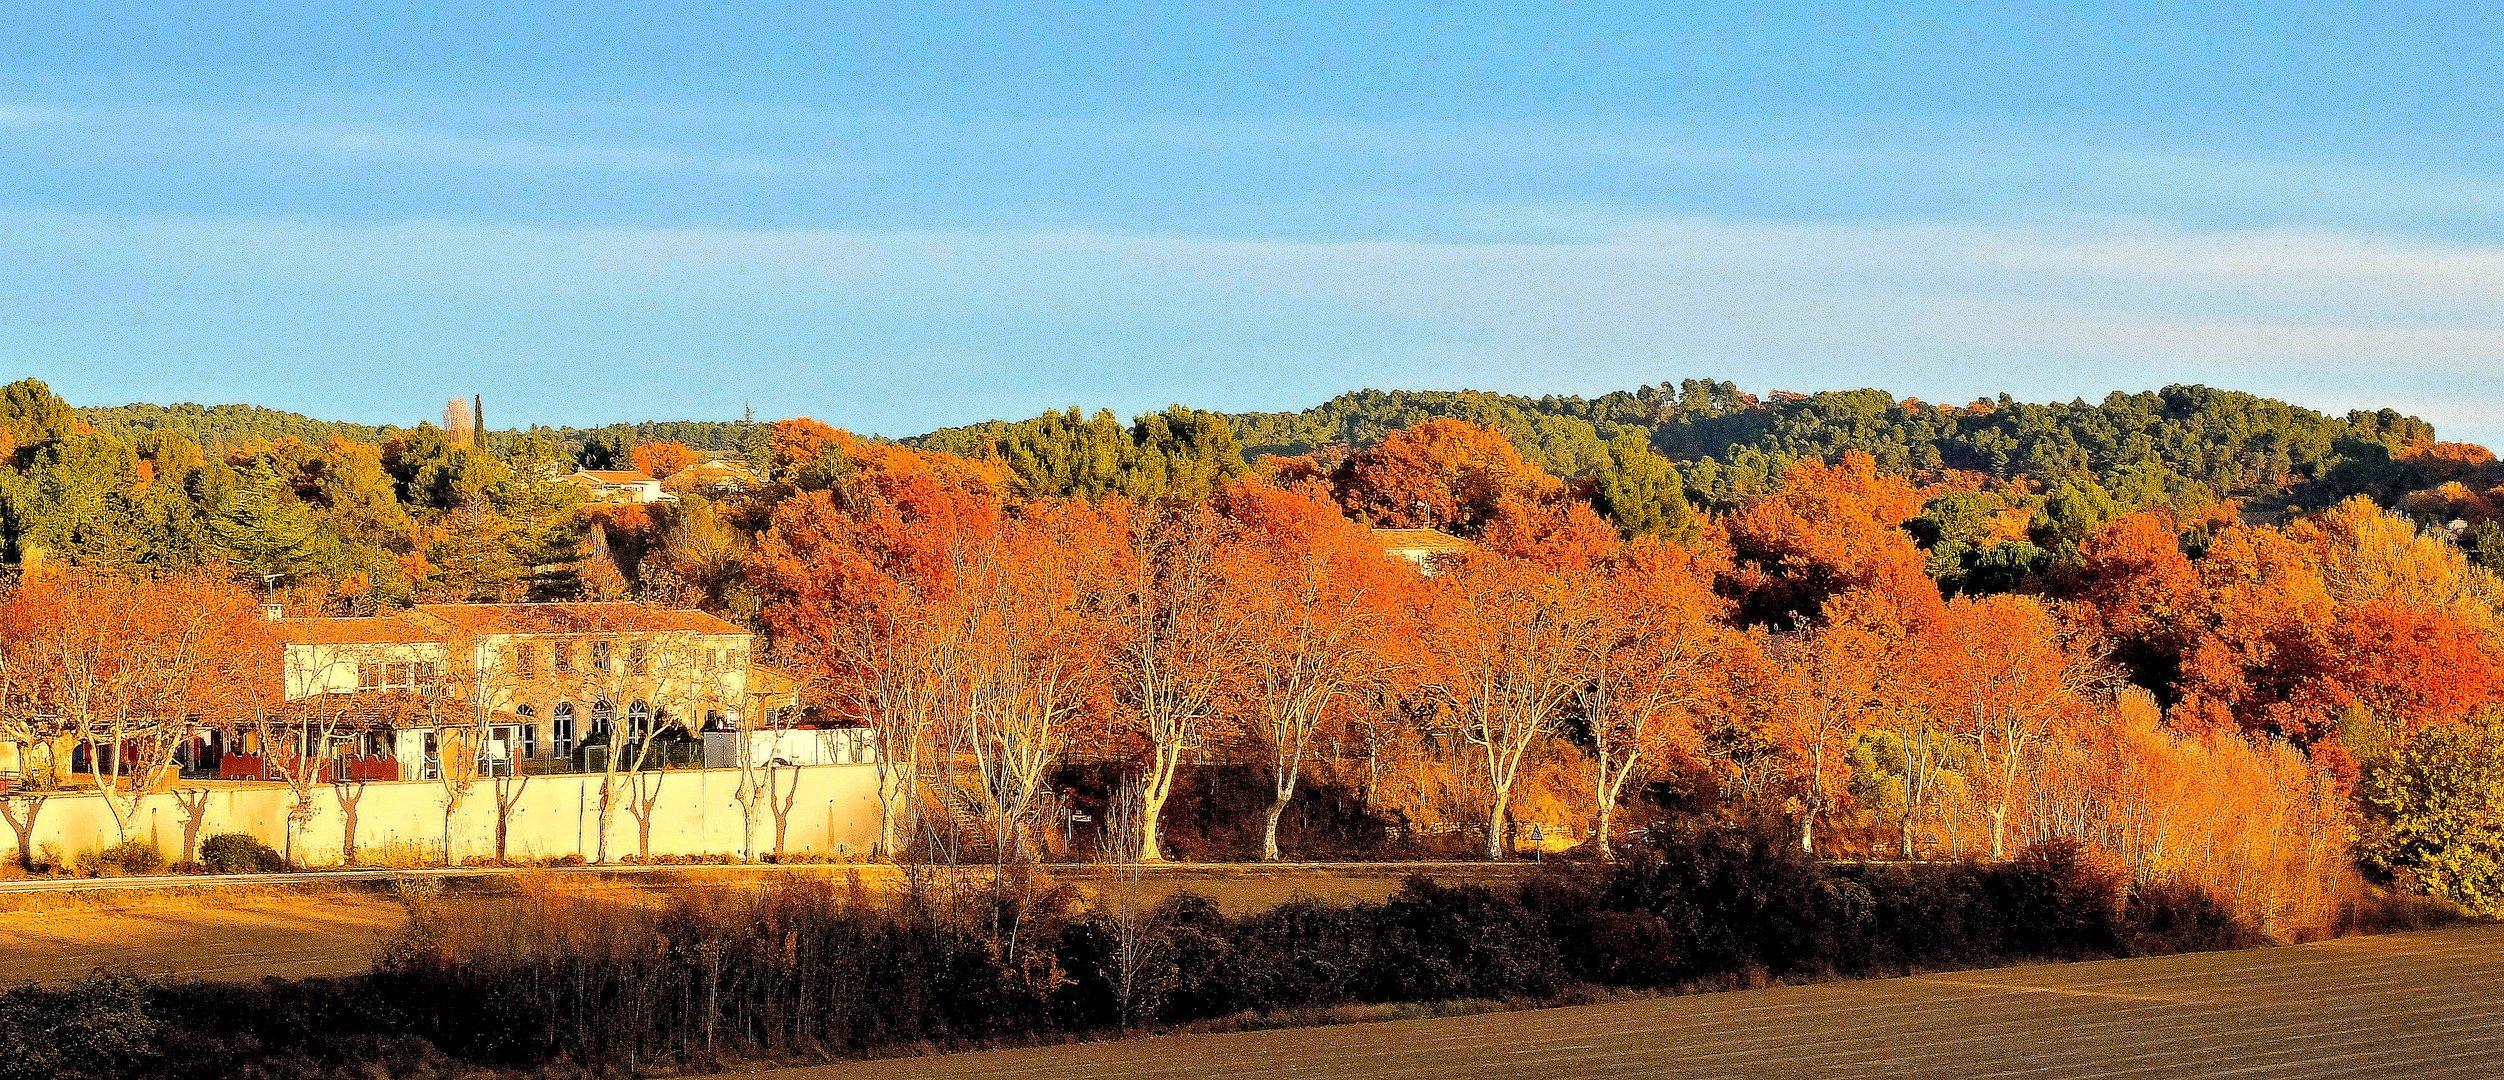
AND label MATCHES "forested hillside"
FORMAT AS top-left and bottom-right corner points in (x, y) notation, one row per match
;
(78, 398), (767, 470)
(1224, 382), (2431, 508)
(79, 401), (396, 448)
(16, 372), (2504, 927)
